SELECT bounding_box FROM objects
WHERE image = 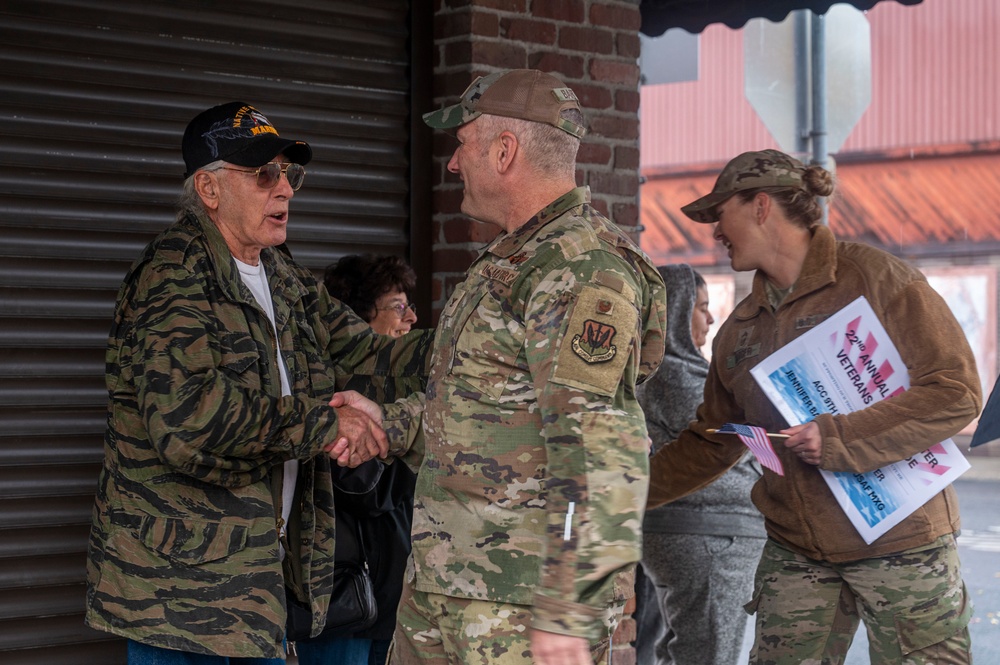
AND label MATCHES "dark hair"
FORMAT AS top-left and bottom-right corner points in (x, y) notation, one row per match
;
(323, 254), (417, 323)
(692, 270), (707, 290)
(734, 164), (836, 228)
